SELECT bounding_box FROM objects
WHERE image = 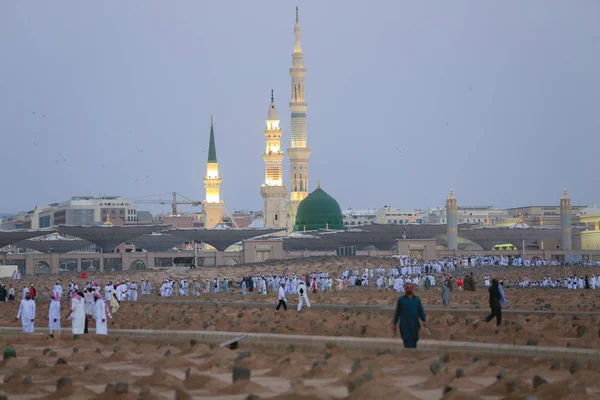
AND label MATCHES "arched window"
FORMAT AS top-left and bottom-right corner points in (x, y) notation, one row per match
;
(275, 214), (278, 221)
